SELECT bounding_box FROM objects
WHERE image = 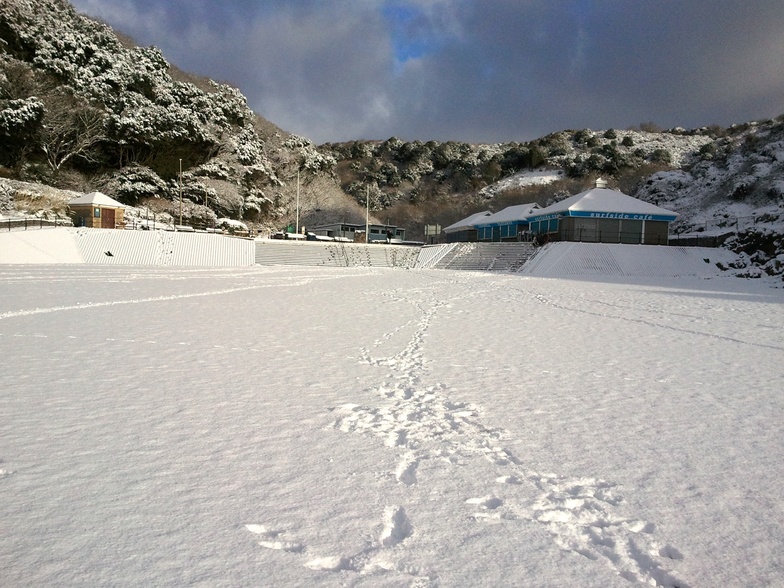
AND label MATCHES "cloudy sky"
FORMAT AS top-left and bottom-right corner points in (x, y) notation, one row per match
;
(69, 0), (784, 145)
